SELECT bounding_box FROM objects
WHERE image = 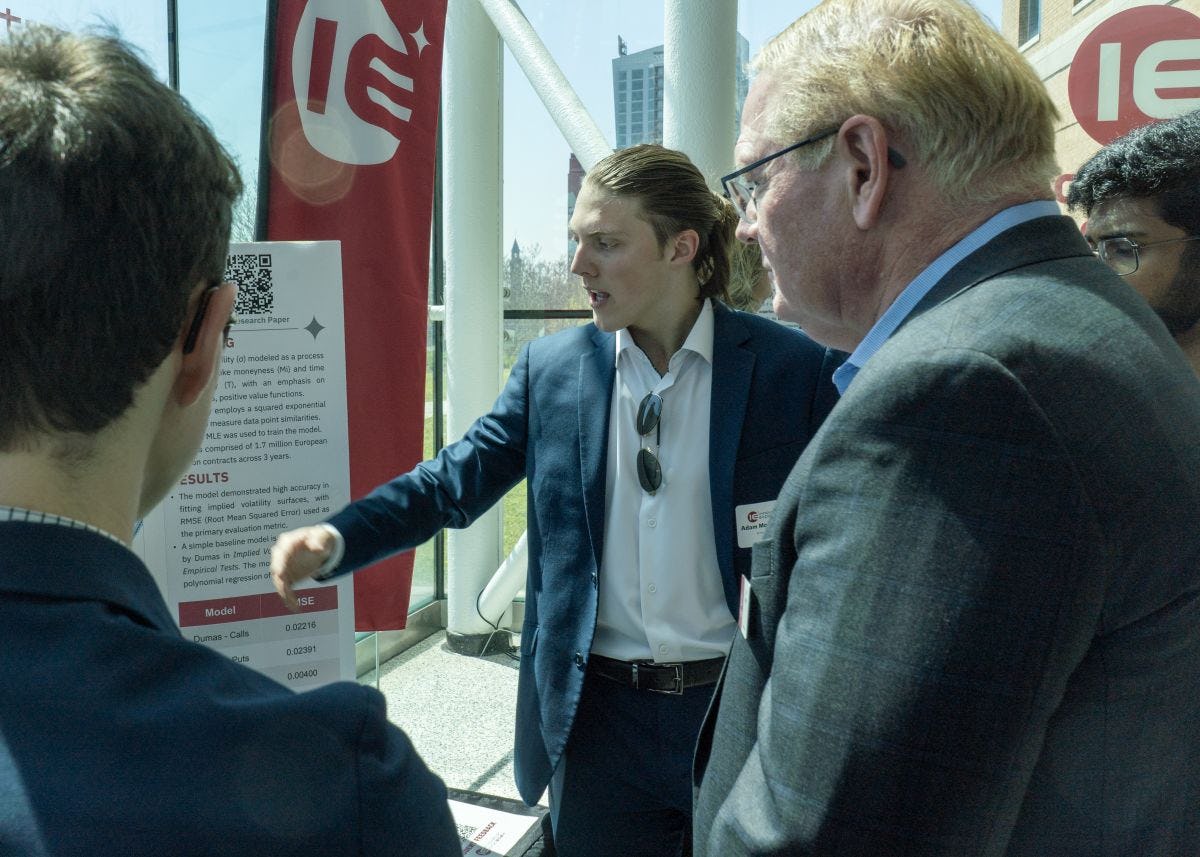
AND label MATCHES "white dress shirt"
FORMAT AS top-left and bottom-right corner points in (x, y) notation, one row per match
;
(591, 299), (735, 663)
